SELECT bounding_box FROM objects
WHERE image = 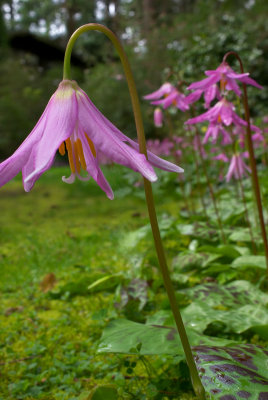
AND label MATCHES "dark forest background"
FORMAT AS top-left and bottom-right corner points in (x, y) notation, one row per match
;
(0, 0), (267, 159)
